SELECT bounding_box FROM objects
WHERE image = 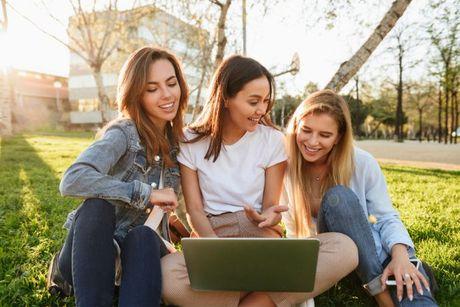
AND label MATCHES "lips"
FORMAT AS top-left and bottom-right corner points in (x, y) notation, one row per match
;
(304, 145), (320, 153)
(248, 117), (260, 122)
(159, 102), (175, 111)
